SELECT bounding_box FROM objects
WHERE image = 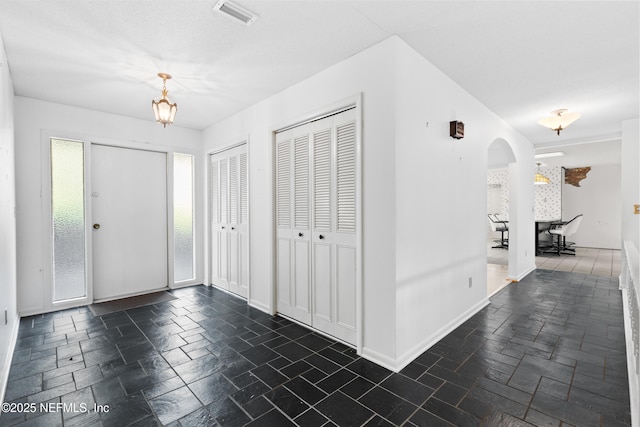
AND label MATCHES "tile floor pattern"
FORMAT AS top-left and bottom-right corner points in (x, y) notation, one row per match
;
(488, 242), (621, 277)
(1, 270), (631, 426)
